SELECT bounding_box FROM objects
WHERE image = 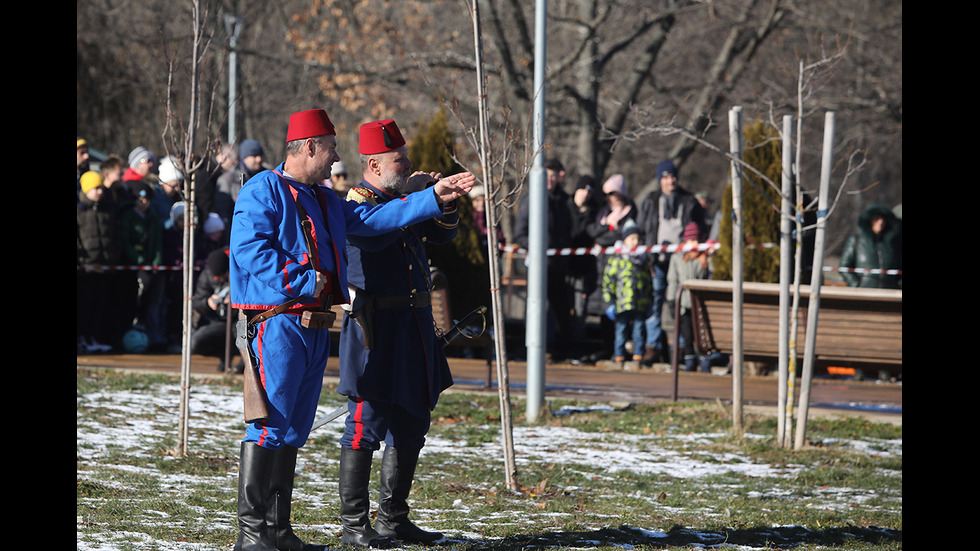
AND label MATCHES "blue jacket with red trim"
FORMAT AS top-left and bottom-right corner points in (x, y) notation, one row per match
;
(230, 163), (444, 312)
